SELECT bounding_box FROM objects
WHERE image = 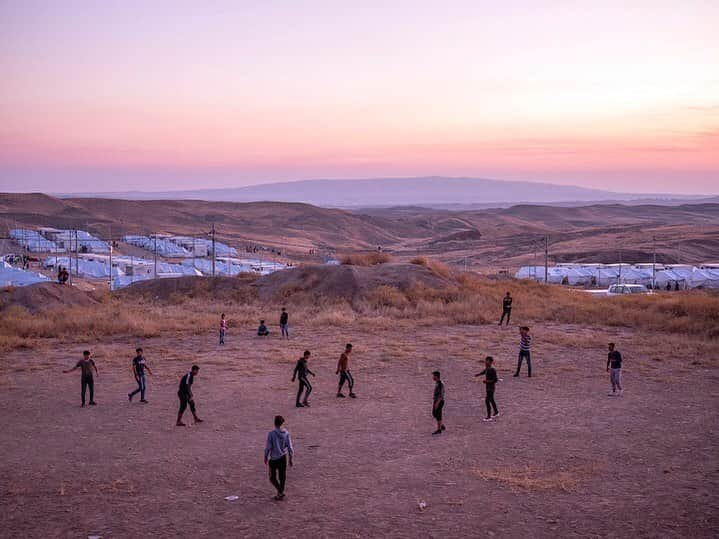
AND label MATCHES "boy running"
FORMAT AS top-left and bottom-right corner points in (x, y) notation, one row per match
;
(432, 371), (446, 435)
(219, 313), (227, 345)
(499, 292), (513, 325)
(128, 347), (153, 403)
(280, 308), (289, 339)
(514, 326), (532, 377)
(336, 343), (356, 398)
(475, 356), (499, 421)
(264, 415), (294, 500)
(176, 365), (203, 426)
(63, 350), (98, 407)
(606, 342), (623, 396)
(291, 351), (315, 407)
